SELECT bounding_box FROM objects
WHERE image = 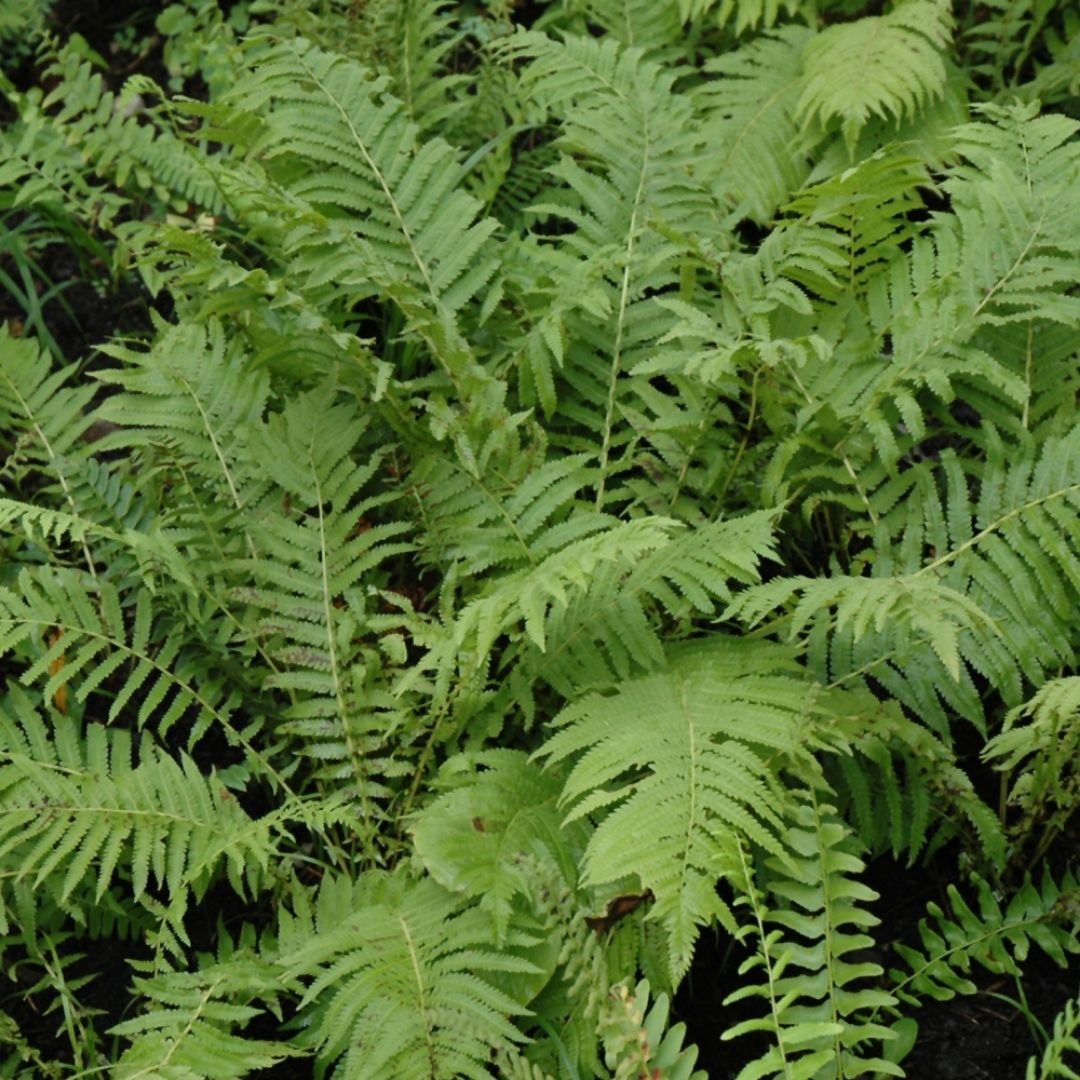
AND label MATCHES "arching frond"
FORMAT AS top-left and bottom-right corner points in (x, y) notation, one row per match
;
(219, 34), (501, 394)
(112, 957), (305, 1079)
(282, 873), (535, 1080)
(0, 697), (277, 931)
(695, 27), (813, 223)
(797, 0), (953, 152)
(537, 636), (837, 980)
(889, 870), (1080, 1006)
